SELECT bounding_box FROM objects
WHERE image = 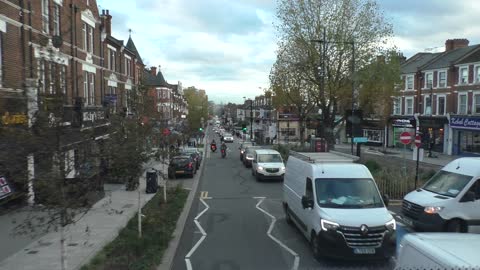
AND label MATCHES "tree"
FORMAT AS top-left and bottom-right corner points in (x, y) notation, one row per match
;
(273, 0), (394, 147)
(183, 87), (208, 133)
(270, 46), (317, 146)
